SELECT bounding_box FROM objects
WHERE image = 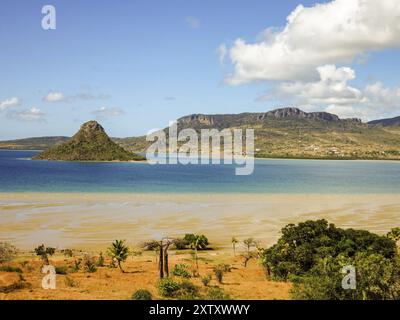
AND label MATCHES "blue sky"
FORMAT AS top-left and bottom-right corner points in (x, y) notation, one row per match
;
(0, 0), (400, 139)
